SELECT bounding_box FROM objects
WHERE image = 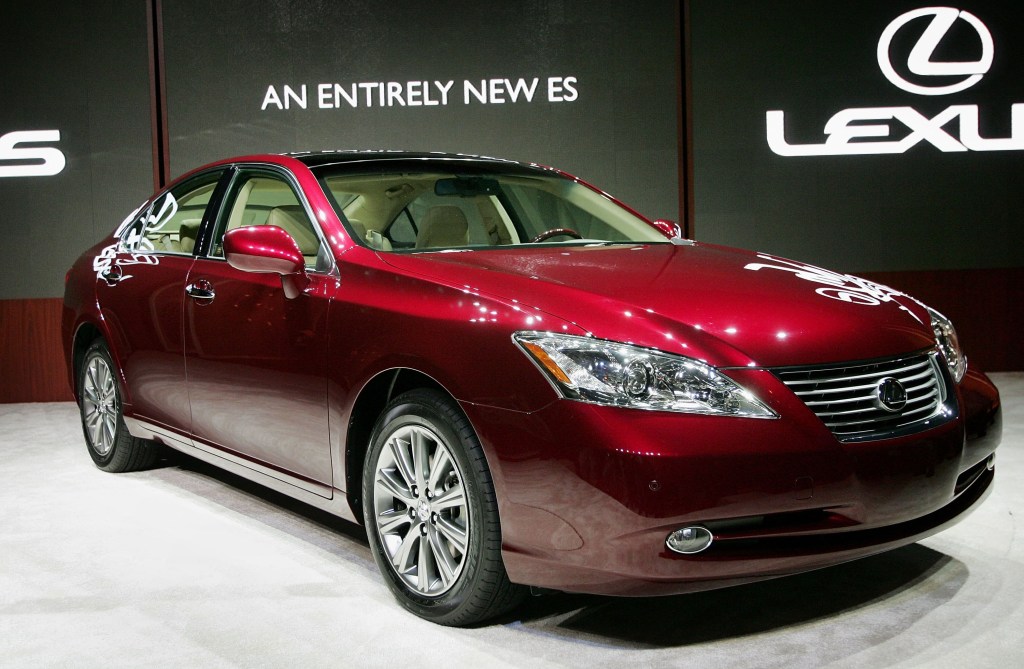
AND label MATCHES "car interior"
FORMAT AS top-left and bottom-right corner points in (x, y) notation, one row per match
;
(320, 172), (656, 252)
